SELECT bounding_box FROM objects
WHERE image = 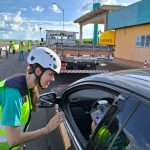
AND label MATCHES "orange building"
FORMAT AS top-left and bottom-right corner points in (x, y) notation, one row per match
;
(115, 24), (150, 63)
(107, 0), (150, 65)
(74, 0), (150, 68)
